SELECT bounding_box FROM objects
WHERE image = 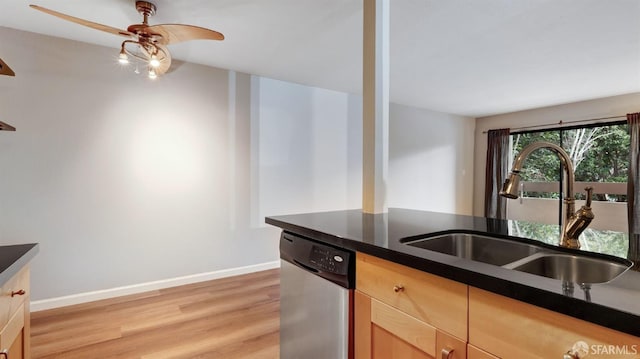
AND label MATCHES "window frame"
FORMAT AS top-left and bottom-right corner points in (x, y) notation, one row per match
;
(509, 120), (628, 226)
